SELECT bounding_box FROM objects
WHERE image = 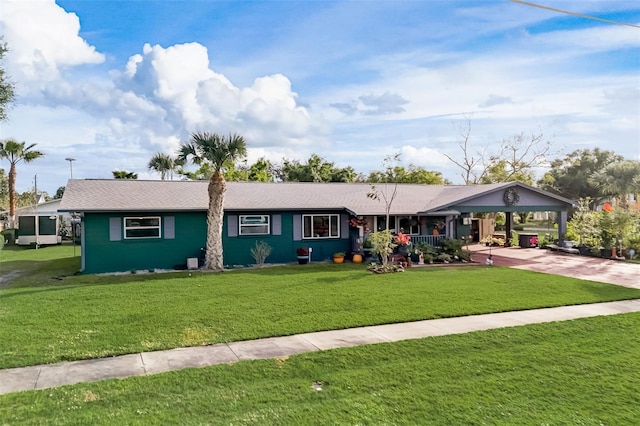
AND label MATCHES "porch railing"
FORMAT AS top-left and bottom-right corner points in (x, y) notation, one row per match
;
(351, 235), (445, 253)
(408, 235), (445, 247)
